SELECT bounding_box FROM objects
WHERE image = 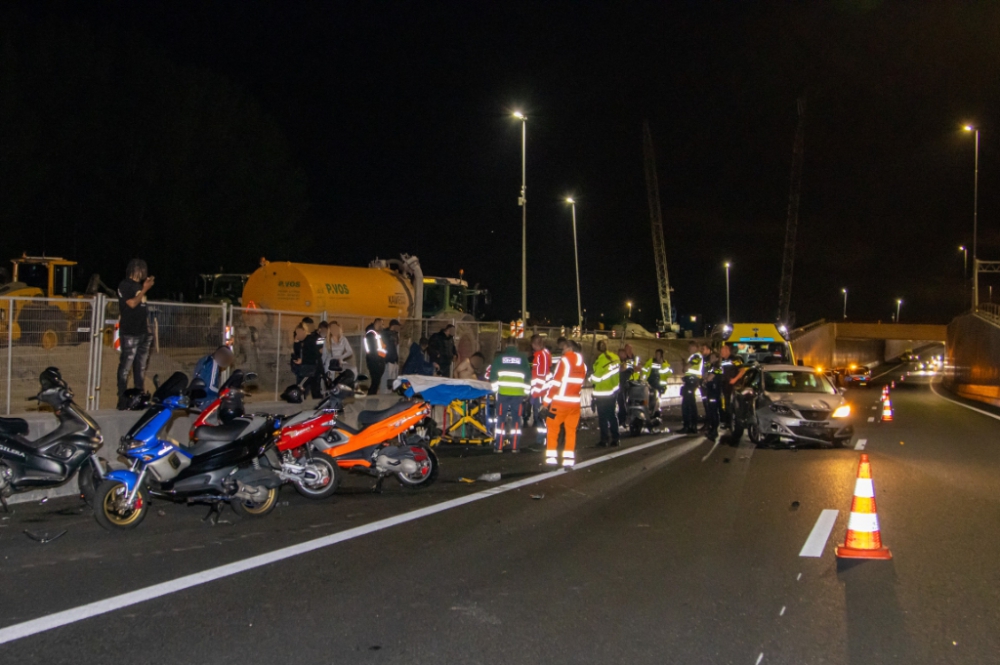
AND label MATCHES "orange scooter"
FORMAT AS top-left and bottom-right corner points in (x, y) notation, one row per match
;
(278, 378), (439, 492)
